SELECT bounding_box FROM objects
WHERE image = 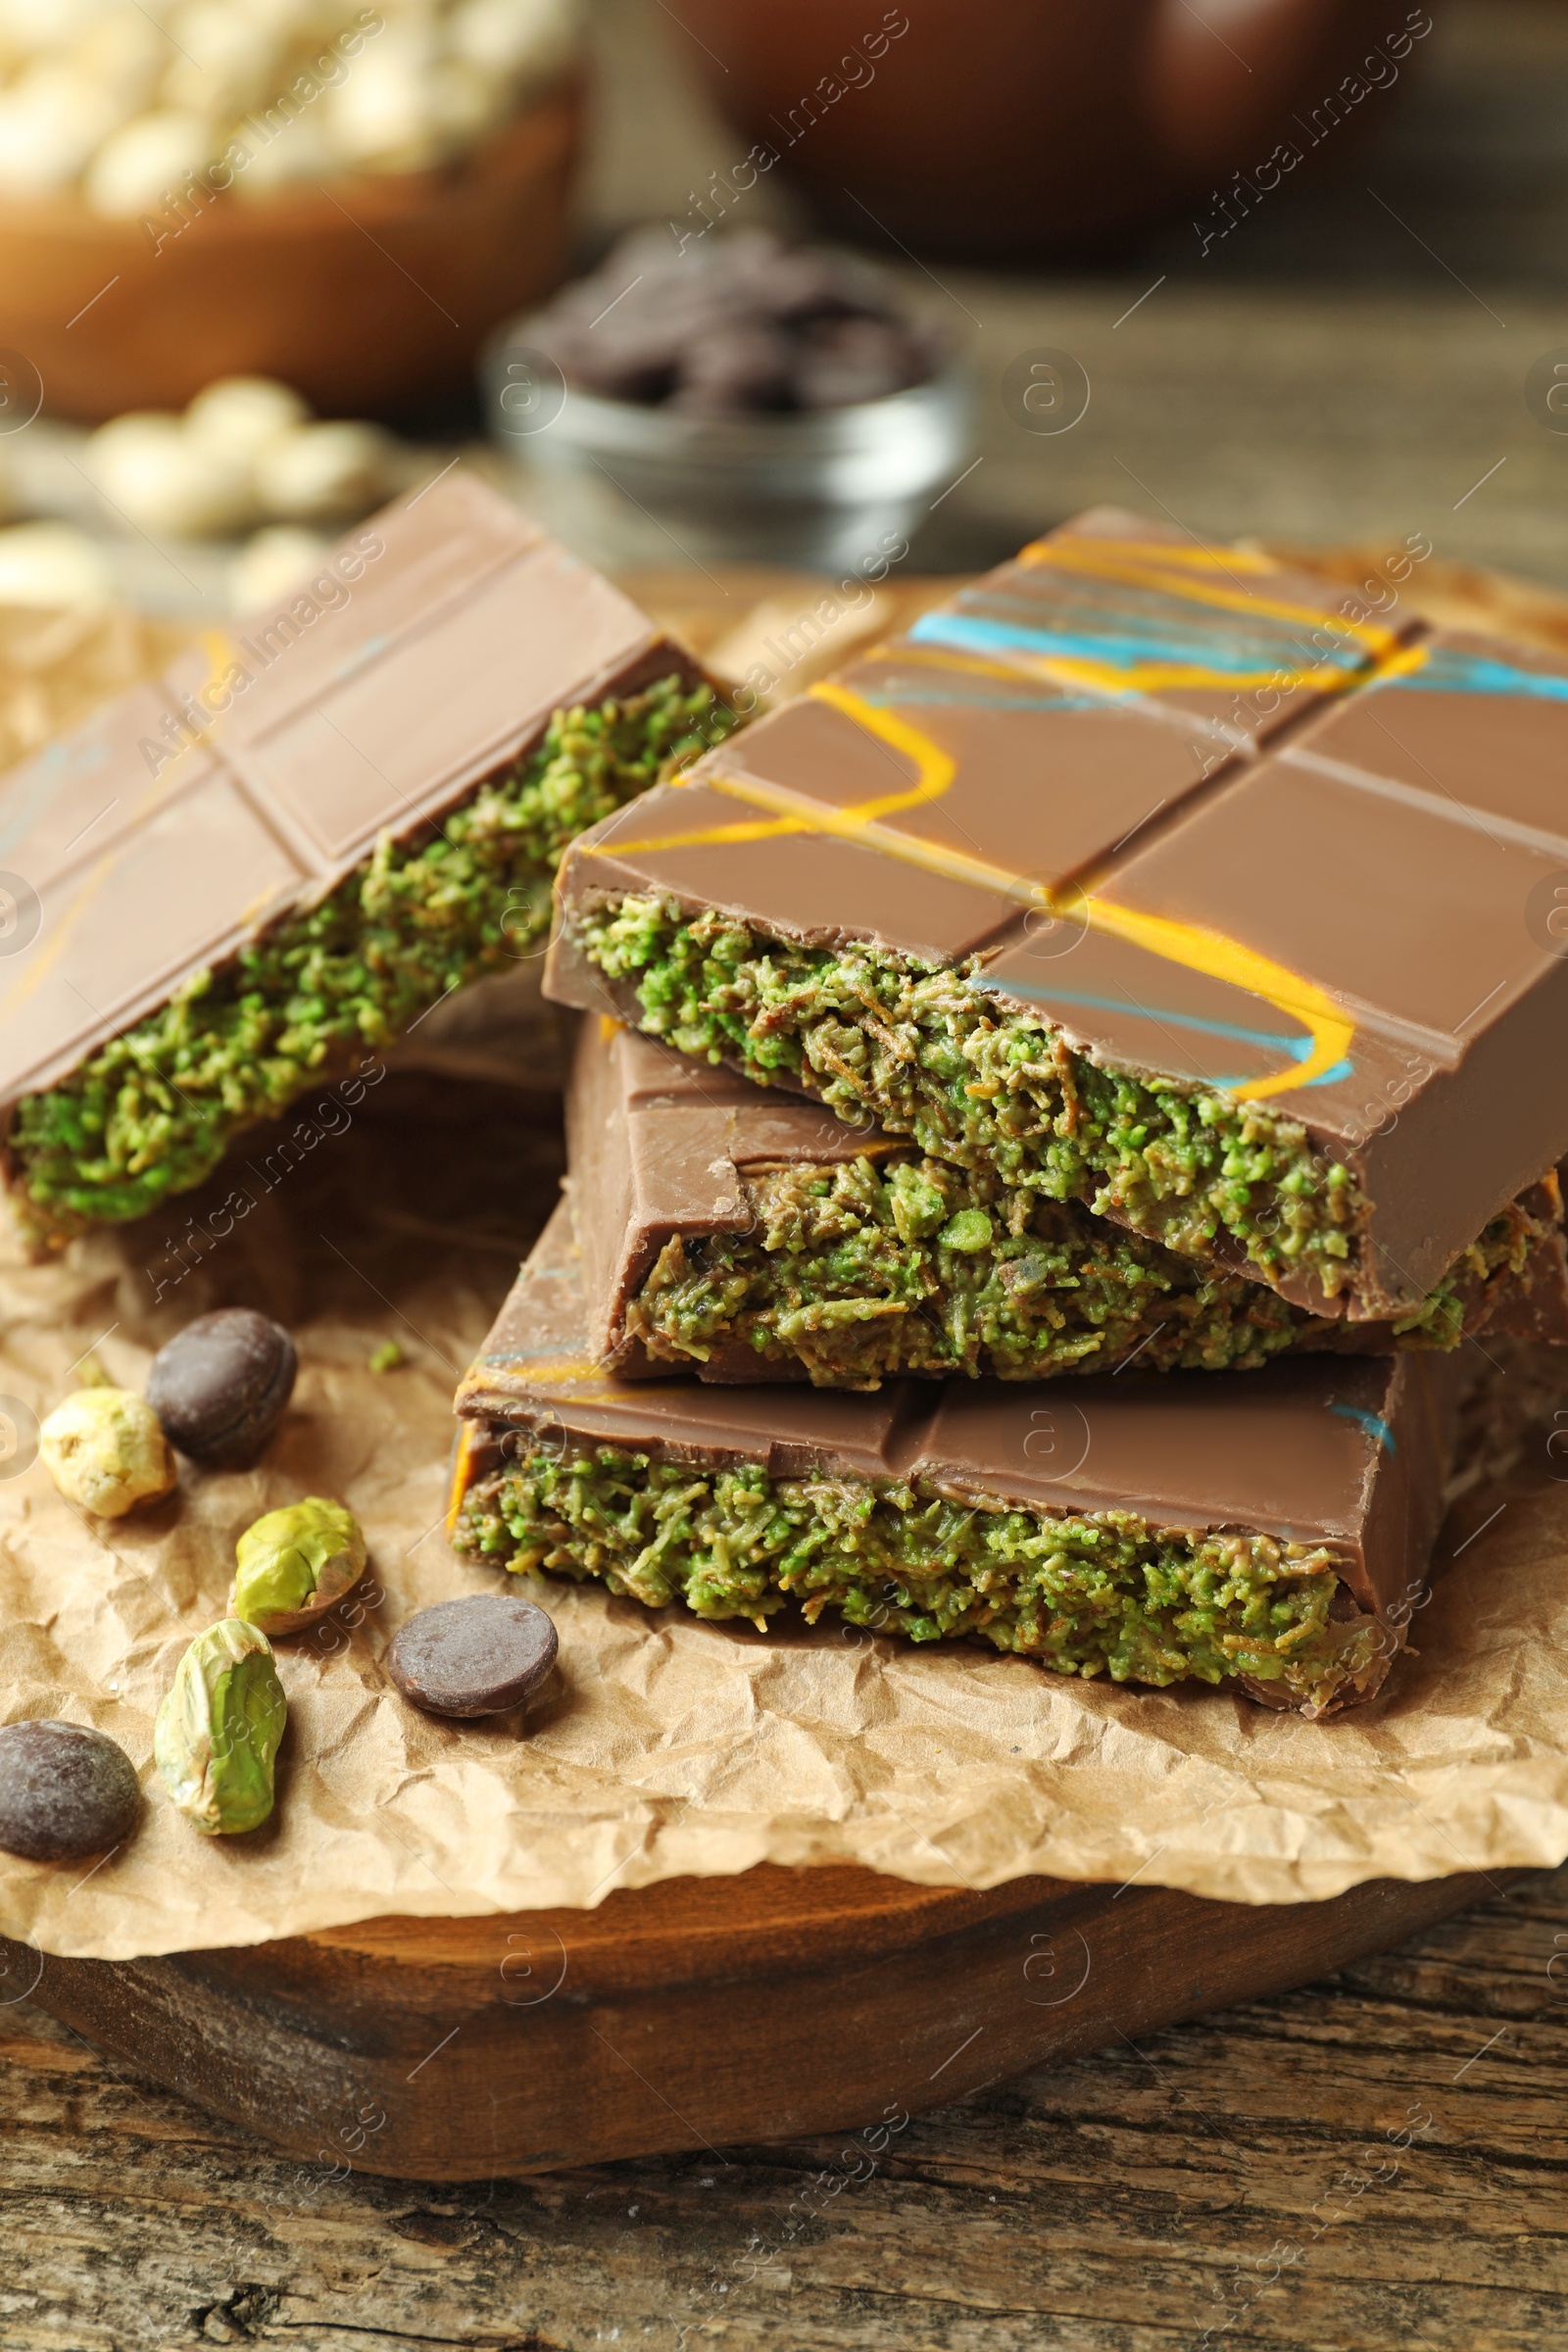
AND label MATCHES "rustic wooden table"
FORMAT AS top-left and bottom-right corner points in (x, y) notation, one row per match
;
(5, 1864), (1563, 2350)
